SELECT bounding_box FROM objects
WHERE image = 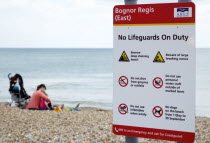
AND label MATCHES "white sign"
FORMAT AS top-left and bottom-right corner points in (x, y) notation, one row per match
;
(113, 3), (195, 143)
